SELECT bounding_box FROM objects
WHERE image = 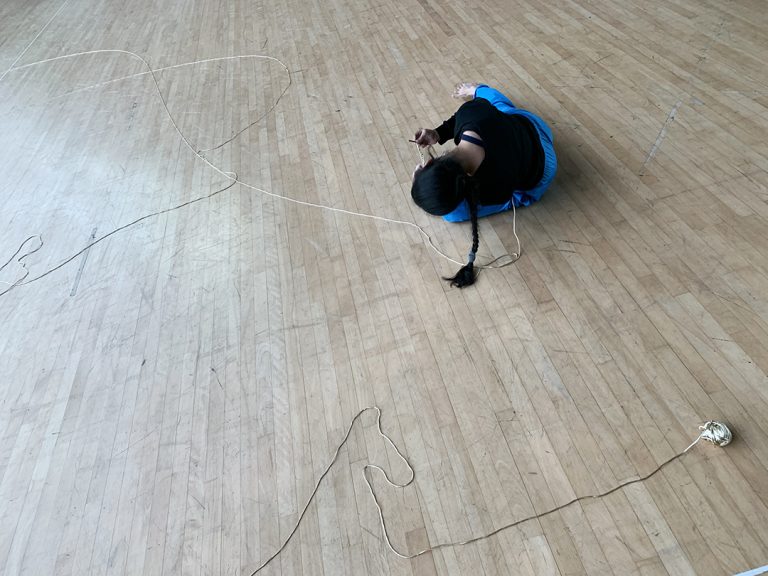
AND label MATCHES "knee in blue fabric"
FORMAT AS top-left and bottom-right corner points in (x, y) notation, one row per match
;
(474, 85), (517, 115)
